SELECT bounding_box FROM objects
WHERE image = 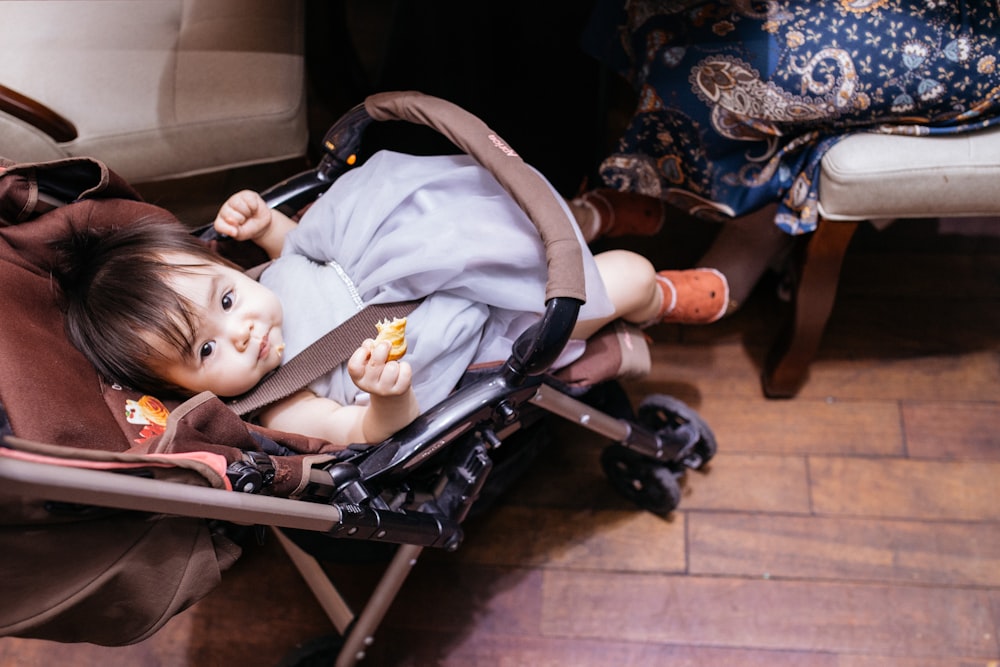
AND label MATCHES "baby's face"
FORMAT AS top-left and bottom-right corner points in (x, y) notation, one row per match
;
(154, 254), (286, 397)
